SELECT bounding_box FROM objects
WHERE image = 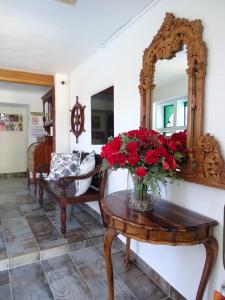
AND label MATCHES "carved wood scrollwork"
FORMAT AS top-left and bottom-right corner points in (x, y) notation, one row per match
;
(70, 96), (86, 143)
(140, 13), (225, 189)
(182, 134), (225, 189)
